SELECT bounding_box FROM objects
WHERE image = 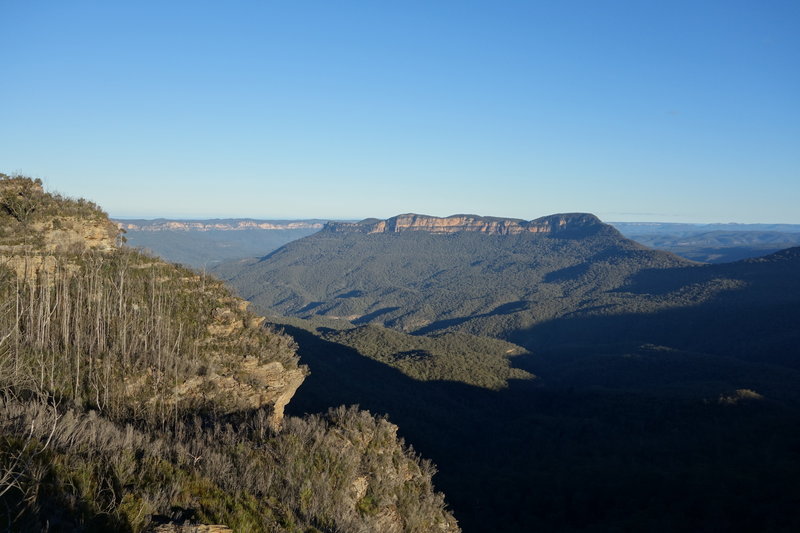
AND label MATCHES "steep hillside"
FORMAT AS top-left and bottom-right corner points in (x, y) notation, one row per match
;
(0, 176), (458, 532)
(0, 176), (305, 429)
